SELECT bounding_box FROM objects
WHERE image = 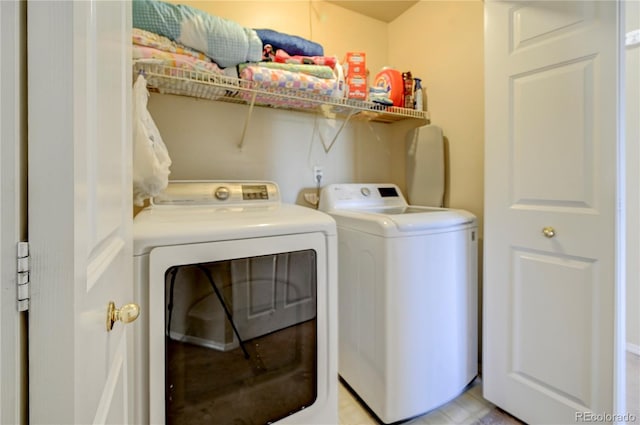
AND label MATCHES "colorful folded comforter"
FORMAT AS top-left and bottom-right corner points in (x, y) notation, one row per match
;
(132, 0), (263, 68)
(238, 65), (340, 108)
(274, 49), (337, 68)
(238, 62), (336, 80)
(133, 28), (210, 62)
(239, 65), (337, 97)
(133, 45), (223, 75)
